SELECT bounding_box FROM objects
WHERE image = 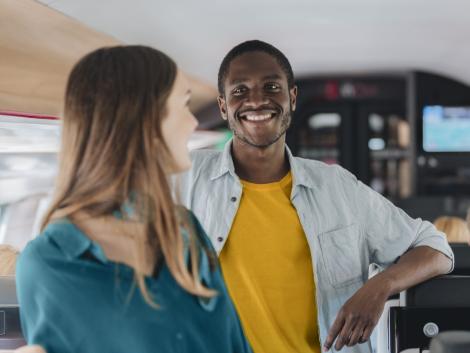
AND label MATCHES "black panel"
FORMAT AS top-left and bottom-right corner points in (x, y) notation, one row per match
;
(0, 307), (26, 349)
(414, 71), (470, 195)
(406, 276), (470, 307)
(390, 307), (470, 353)
(396, 196), (470, 220)
(288, 75), (407, 199)
(451, 244), (470, 275)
